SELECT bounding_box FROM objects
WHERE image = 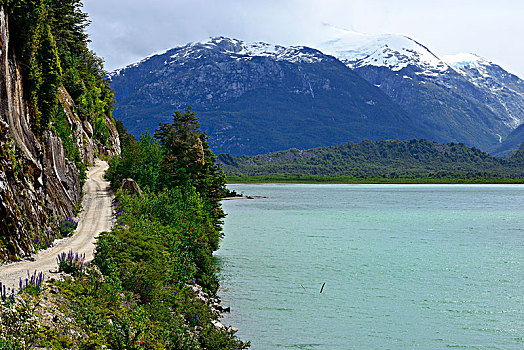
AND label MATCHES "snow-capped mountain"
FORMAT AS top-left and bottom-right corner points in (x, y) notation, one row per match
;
(319, 30), (448, 74)
(178, 37), (324, 64)
(317, 29), (524, 153)
(109, 35), (524, 156)
(443, 53), (524, 129)
(444, 53), (486, 70)
(110, 36), (324, 79)
(109, 37), (424, 155)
